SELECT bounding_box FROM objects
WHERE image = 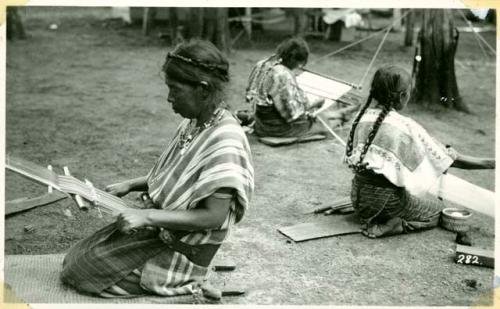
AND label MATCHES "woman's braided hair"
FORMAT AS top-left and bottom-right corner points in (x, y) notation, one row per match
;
(345, 65), (412, 172)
